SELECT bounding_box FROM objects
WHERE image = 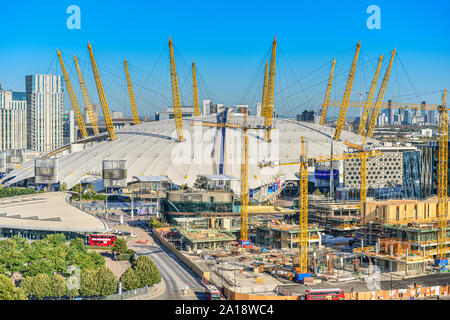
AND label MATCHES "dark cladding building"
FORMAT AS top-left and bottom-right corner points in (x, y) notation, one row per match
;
(419, 141), (450, 199)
